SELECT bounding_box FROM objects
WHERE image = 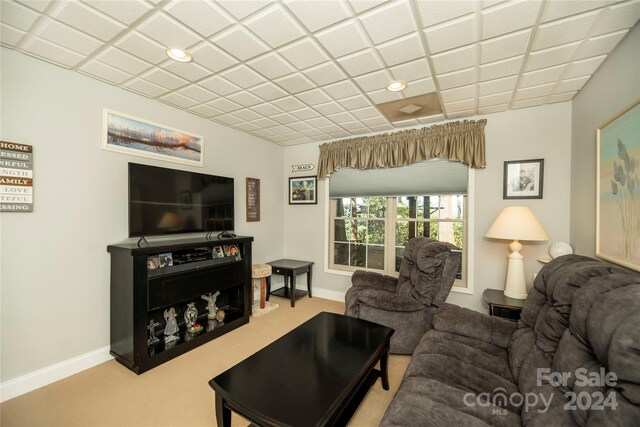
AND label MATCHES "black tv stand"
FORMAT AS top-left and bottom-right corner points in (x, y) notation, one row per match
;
(108, 235), (253, 374)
